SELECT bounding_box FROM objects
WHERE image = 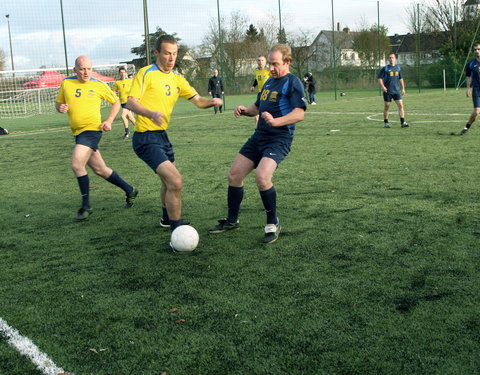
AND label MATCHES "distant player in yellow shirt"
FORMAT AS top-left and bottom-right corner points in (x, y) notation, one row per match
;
(56, 56), (138, 220)
(113, 66), (136, 139)
(250, 55), (271, 124)
(126, 34), (222, 236)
